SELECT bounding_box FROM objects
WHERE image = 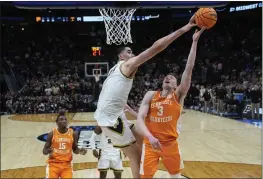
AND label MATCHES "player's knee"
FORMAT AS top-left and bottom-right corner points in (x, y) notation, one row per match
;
(122, 144), (140, 157)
